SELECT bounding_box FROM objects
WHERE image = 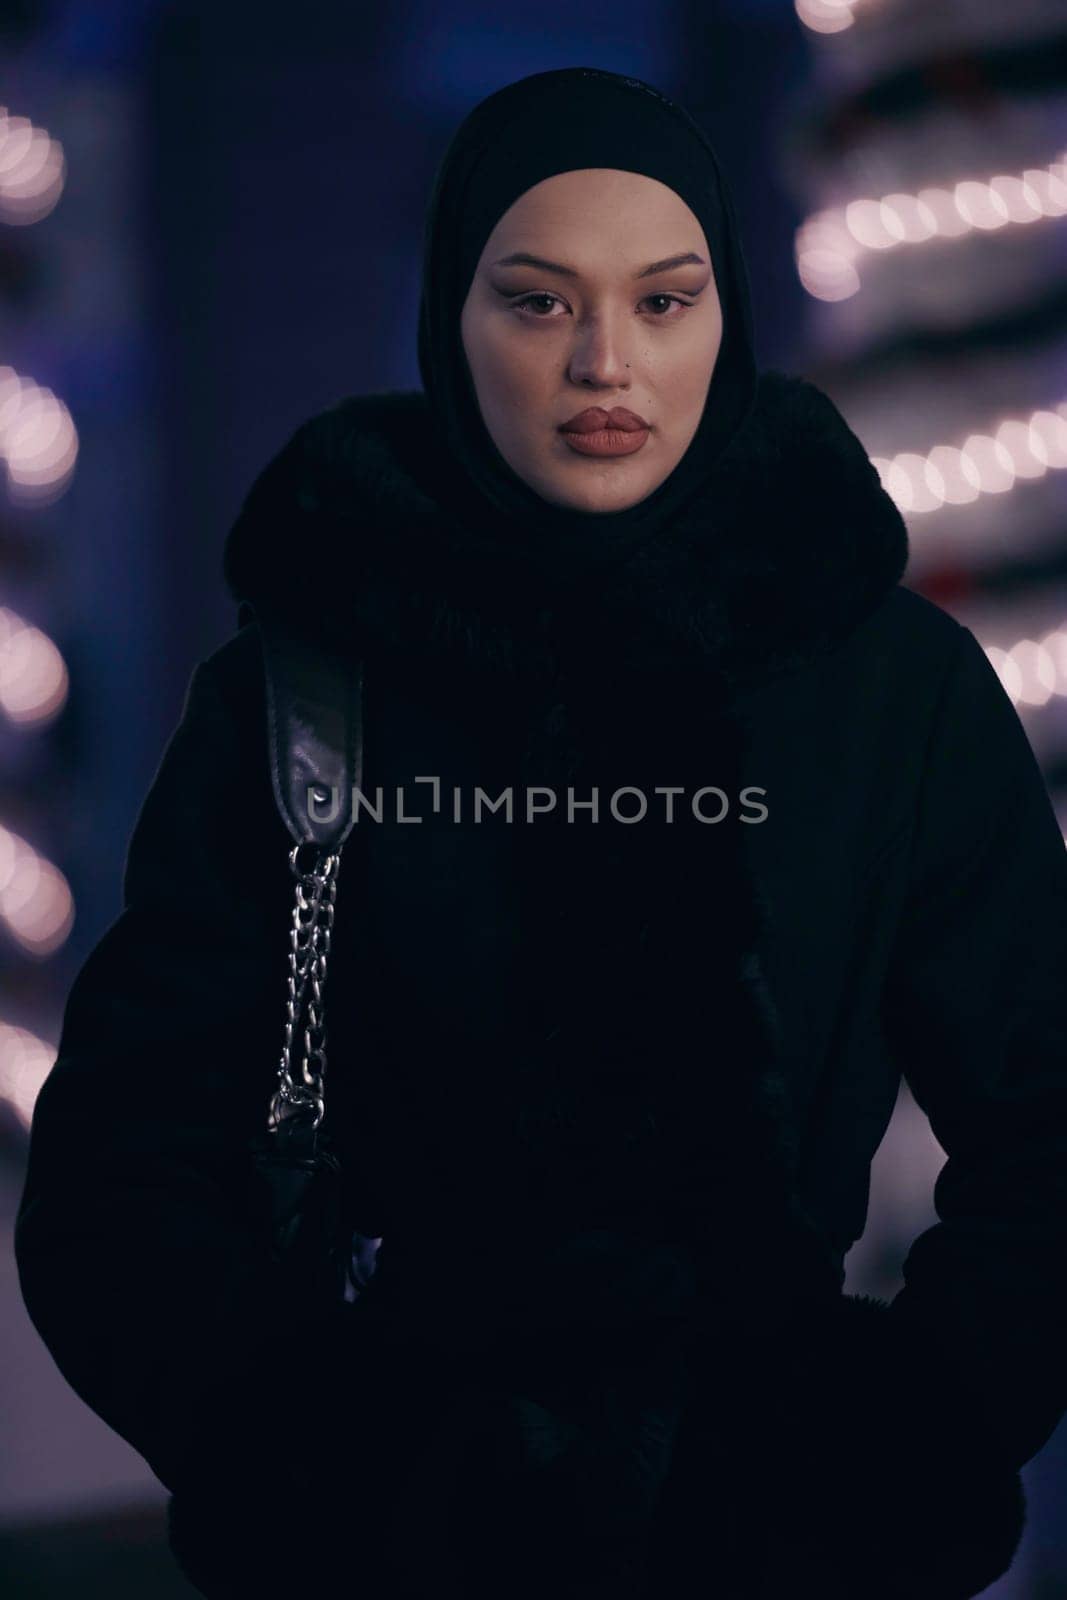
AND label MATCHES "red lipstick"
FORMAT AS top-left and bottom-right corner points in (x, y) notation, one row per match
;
(559, 405), (651, 458)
